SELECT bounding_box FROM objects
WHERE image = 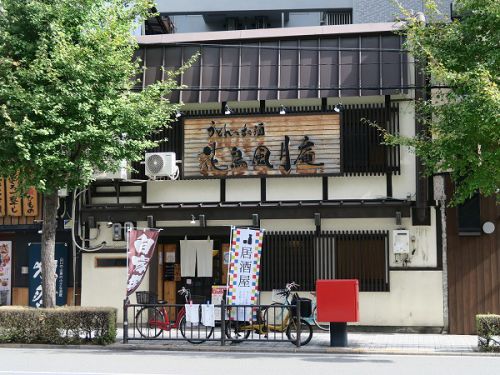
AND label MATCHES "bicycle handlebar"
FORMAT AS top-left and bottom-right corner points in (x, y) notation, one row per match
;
(276, 282), (300, 297)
